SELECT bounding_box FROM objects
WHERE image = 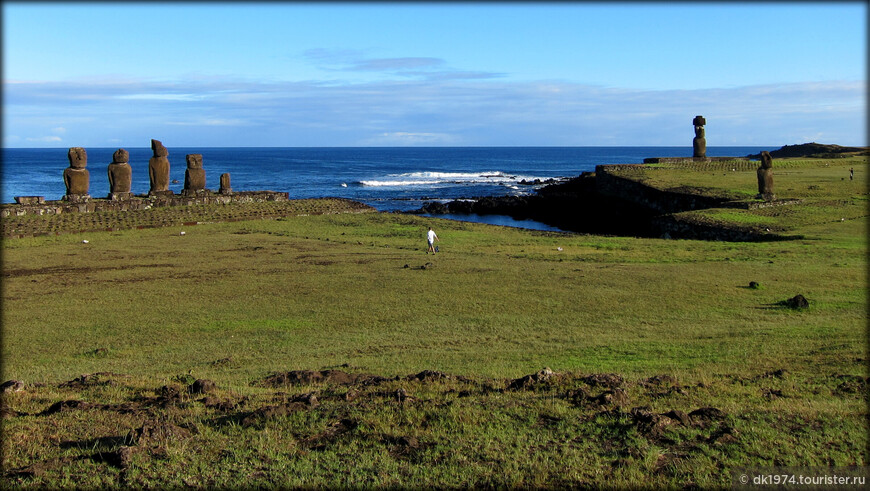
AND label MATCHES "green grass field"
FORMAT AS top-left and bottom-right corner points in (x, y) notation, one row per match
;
(2, 157), (867, 488)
